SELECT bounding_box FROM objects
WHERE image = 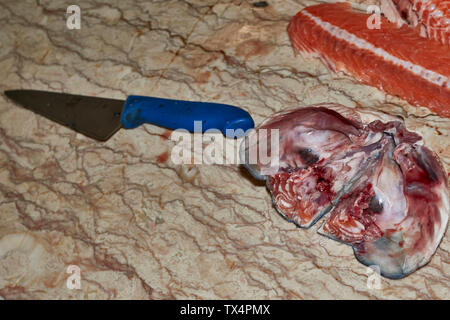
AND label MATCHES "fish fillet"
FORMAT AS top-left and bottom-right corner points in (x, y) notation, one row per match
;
(381, 0), (450, 45)
(287, 3), (450, 118)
